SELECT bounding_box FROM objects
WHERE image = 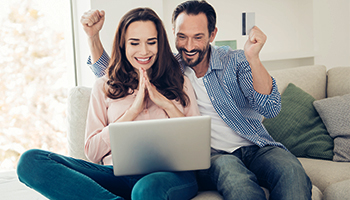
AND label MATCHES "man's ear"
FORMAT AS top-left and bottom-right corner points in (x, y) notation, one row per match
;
(172, 27), (175, 35)
(209, 27), (218, 43)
